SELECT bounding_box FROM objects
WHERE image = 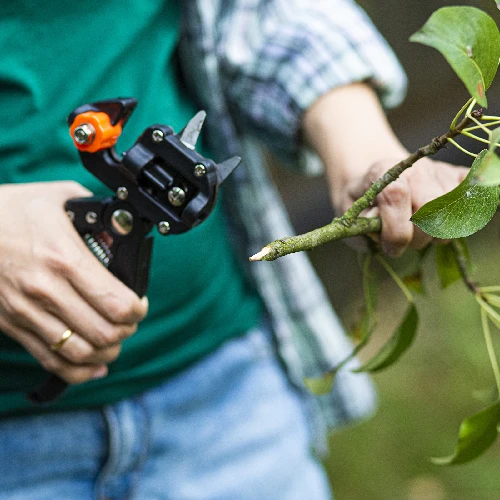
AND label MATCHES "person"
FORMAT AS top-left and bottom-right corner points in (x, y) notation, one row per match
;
(0, 0), (467, 498)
